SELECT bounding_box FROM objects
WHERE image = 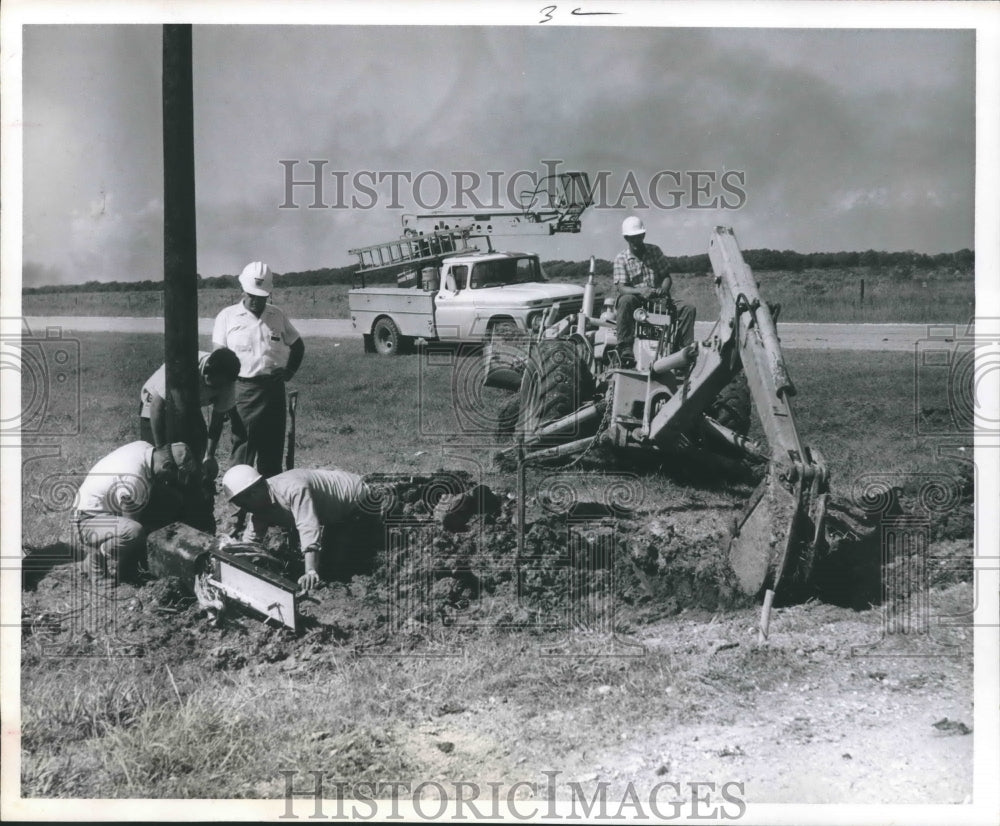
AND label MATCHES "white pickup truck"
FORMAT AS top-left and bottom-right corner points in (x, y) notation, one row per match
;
(349, 250), (587, 355)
